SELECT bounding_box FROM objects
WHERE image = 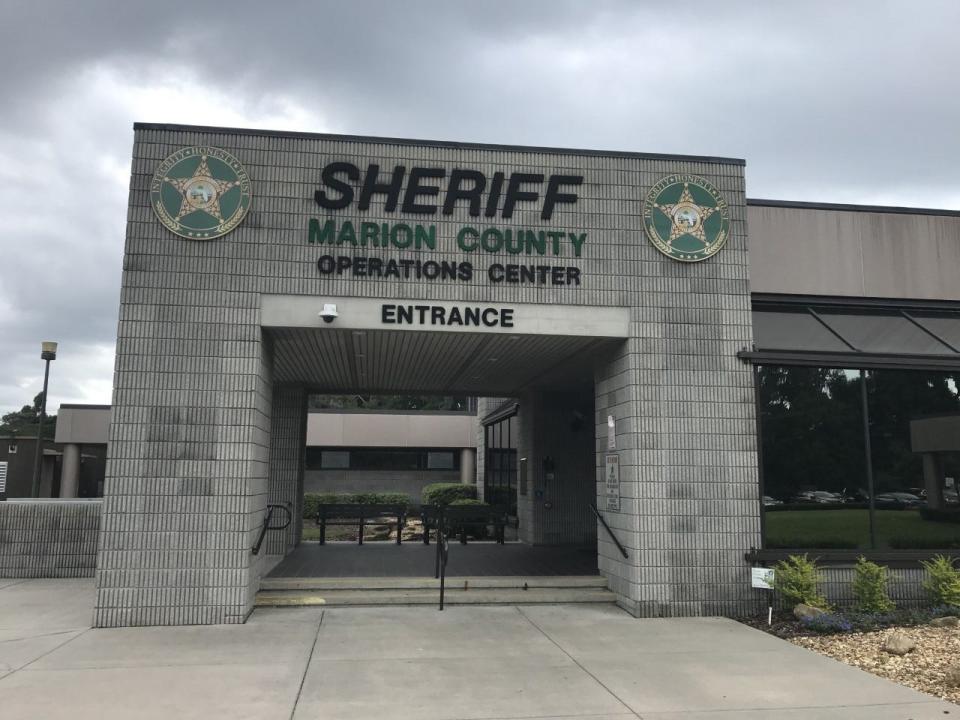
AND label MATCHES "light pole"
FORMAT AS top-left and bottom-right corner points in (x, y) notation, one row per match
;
(30, 341), (57, 498)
